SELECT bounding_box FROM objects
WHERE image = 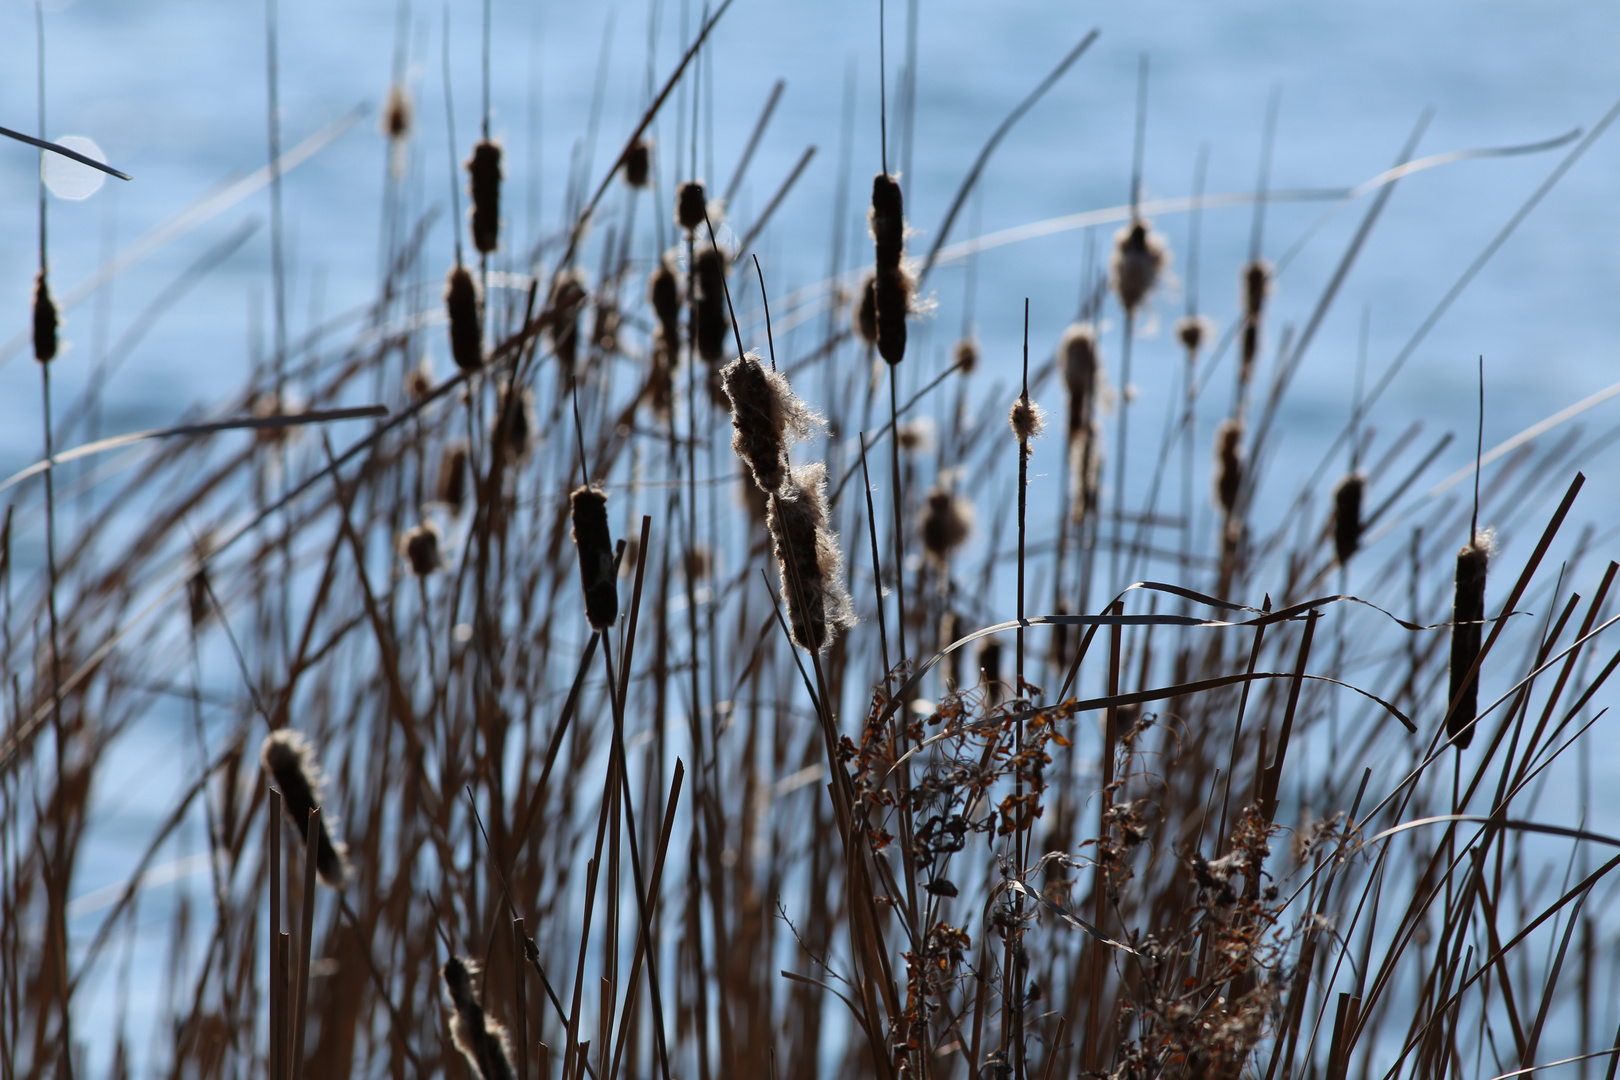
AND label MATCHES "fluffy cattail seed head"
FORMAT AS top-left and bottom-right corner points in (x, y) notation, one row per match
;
(33, 271), (58, 365)
(1110, 219), (1168, 315)
(442, 957), (516, 1080)
(400, 522), (442, 577)
(920, 485), (973, 564)
(547, 269), (589, 374)
(896, 417), (934, 454)
(1059, 322), (1099, 443)
(693, 245), (731, 364)
(1243, 258), (1271, 320)
(624, 138), (651, 188)
(404, 355), (434, 401)
(768, 463), (855, 652)
(1008, 395), (1046, 444)
(721, 351), (822, 495)
(444, 263), (483, 372)
(869, 173), (905, 269)
(1446, 532), (1492, 748)
(1332, 472), (1366, 566)
(1214, 418), (1244, 516)
(466, 139), (503, 255)
(873, 264), (911, 366)
(570, 485), (619, 631)
(438, 442), (469, 514)
(953, 337), (979, 376)
(1175, 314), (1213, 356)
(677, 181), (707, 233)
(260, 730), (348, 887)
(383, 84), (412, 141)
